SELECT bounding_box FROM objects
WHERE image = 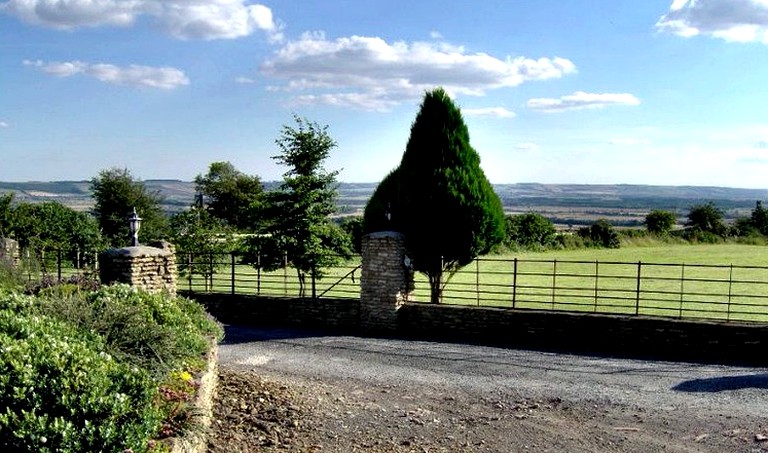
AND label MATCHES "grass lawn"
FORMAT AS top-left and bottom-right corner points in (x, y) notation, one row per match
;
(415, 244), (768, 322)
(173, 243), (768, 322)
